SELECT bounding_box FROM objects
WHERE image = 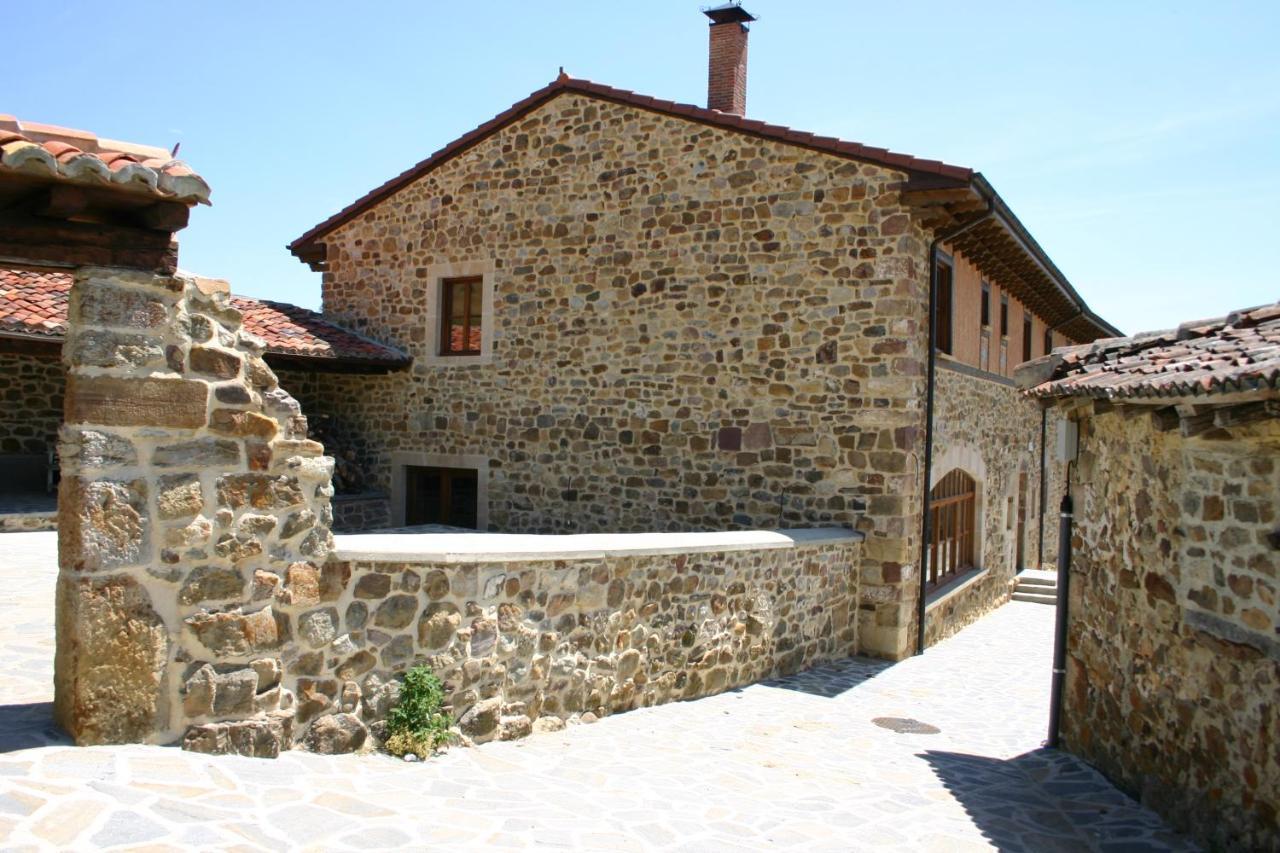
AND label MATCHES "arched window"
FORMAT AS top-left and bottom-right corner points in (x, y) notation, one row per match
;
(929, 469), (977, 588)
